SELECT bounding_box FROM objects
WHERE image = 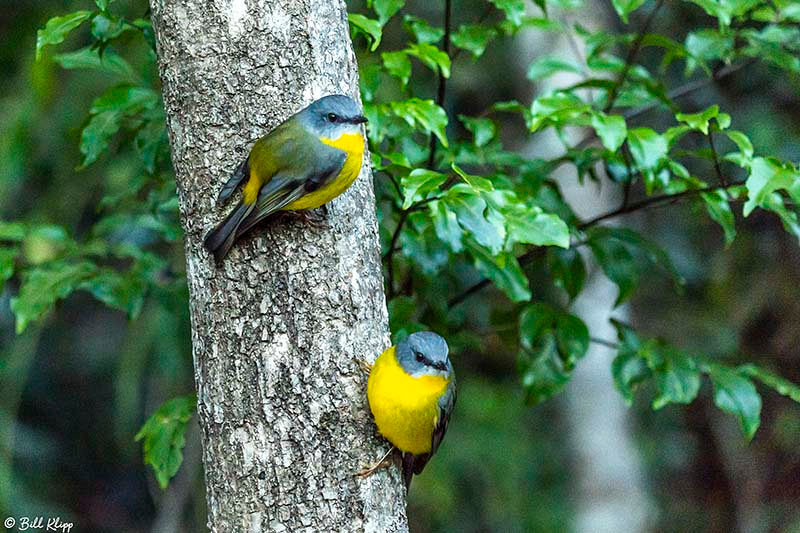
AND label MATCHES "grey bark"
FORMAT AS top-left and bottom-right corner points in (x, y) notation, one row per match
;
(148, 0), (408, 531)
